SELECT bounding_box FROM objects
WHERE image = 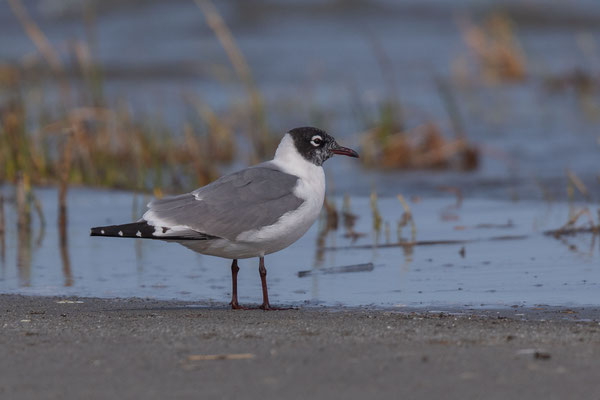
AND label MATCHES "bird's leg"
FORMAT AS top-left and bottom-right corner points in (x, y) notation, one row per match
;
(229, 259), (244, 310)
(258, 257), (271, 310)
